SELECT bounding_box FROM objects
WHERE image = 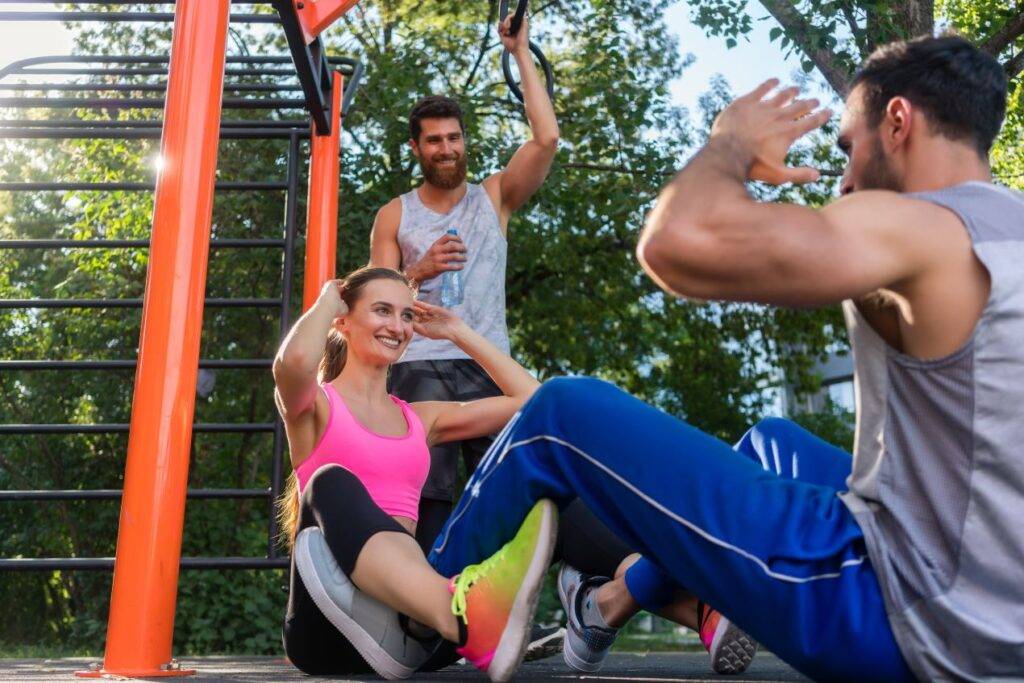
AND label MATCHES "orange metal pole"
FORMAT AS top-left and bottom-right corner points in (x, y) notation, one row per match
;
(293, 0), (362, 43)
(302, 71), (344, 312)
(77, 0), (231, 678)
